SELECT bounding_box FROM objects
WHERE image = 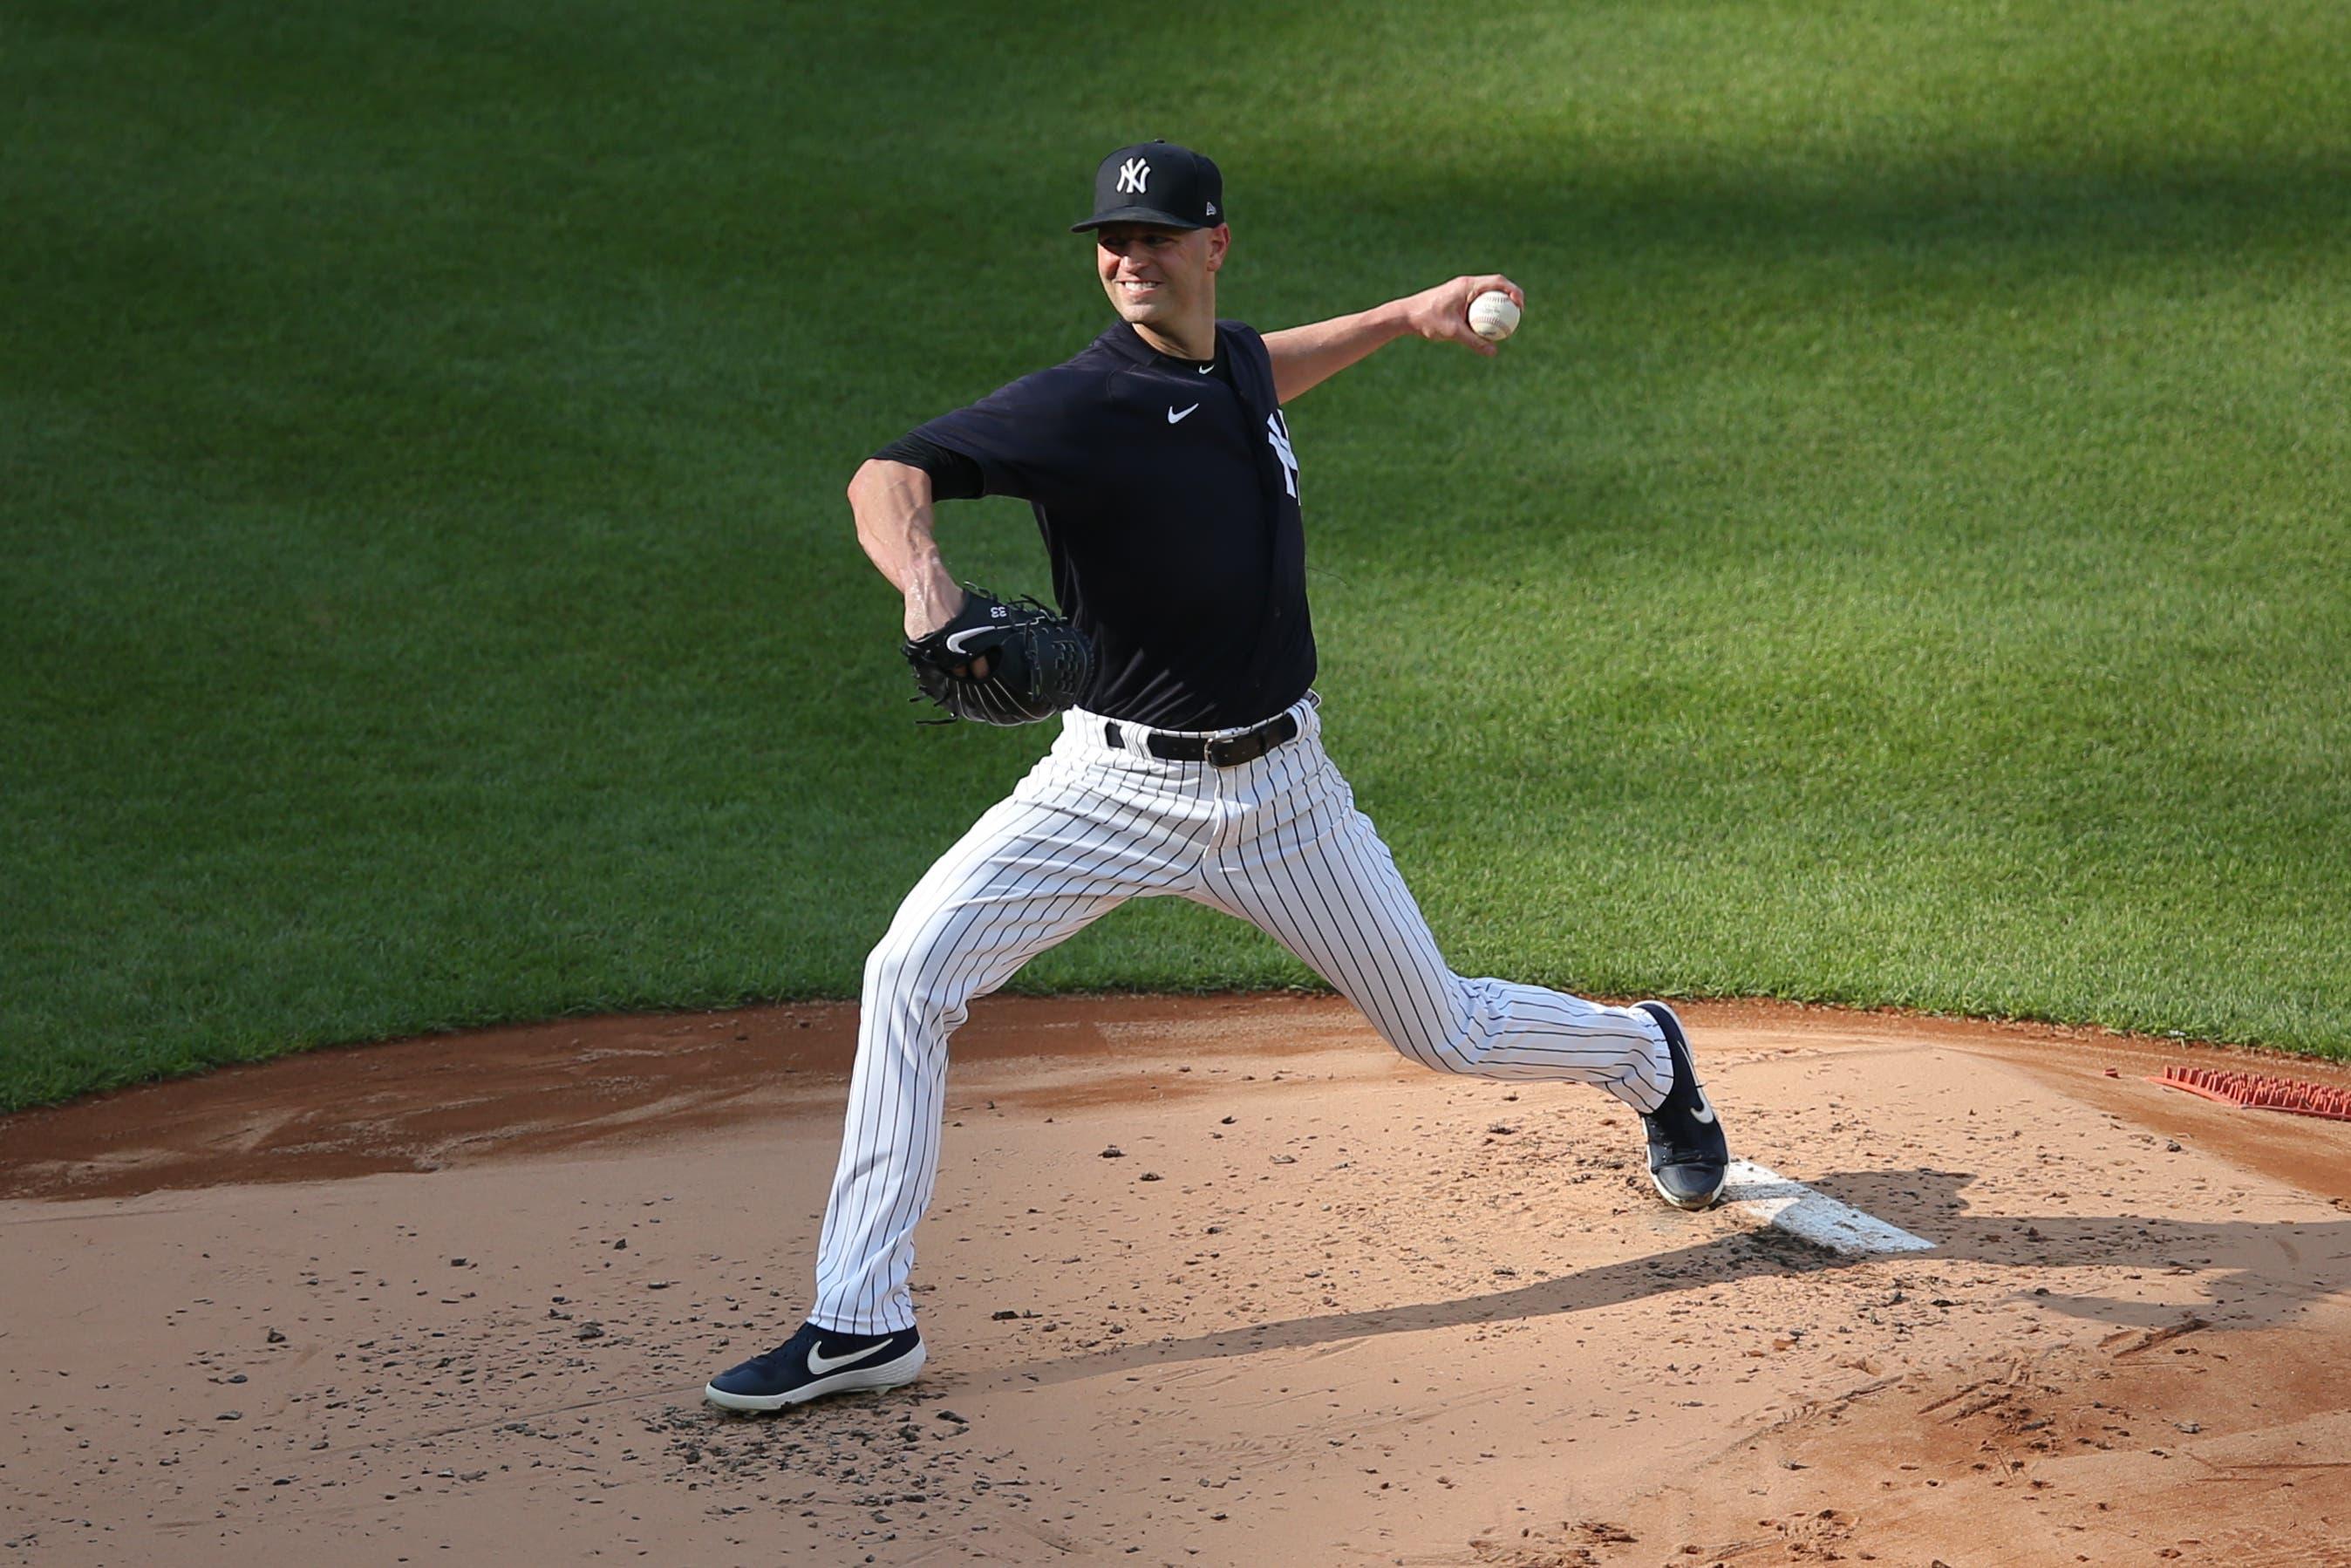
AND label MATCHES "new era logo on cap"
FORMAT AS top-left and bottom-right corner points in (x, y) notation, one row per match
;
(1073, 140), (1224, 233)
